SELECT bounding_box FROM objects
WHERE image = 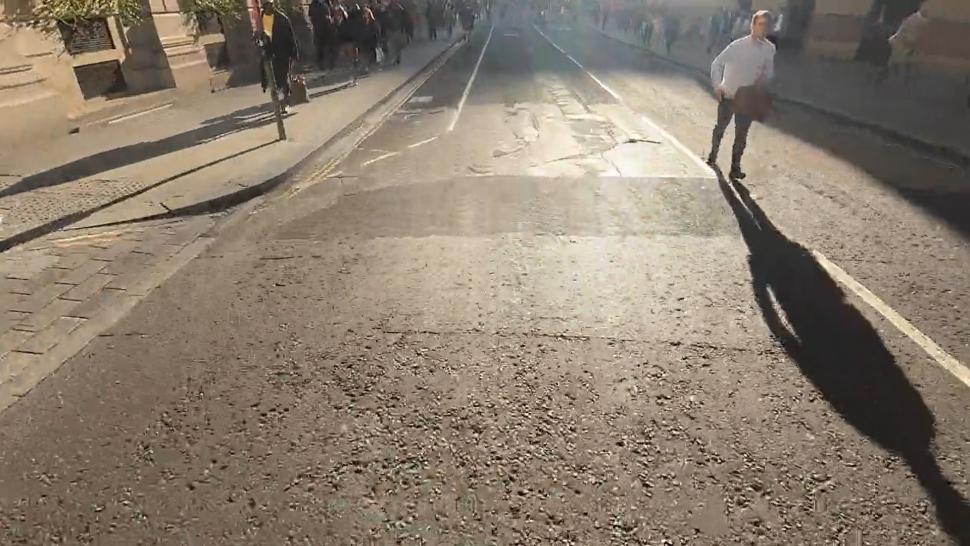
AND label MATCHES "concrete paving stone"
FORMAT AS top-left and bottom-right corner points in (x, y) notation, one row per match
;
(118, 228), (148, 242)
(102, 273), (137, 292)
(0, 310), (29, 332)
(103, 261), (157, 292)
(2, 272), (29, 281)
(58, 273), (114, 302)
(161, 221), (206, 248)
(10, 298), (77, 332)
(0, 279), (146, 410)
(0, 329), (32, 355)
(0, 252), (59, 280)
(49, 254), (93, 271)
(5, 282), (72, 313)
(49, 245), (103, 259)
(87, 240), (139, 263)
(64, 288), (133, 320)
(0, 278), (32, 296)
(52, 260), (106, 286)
(114, 236), (213, 296)
(14, 316), (84, 355)
(15, 267), (69, 294)
(98, 250), (158, 276)
(130, 237), (184, 259)
(2, 294), (32, 313)
(0, 351), (38, 381)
